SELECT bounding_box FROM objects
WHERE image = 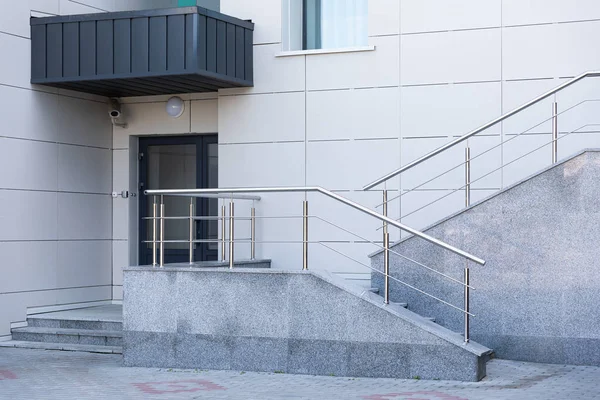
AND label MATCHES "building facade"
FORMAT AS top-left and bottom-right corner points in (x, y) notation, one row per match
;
(1, 0), (600, 342)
